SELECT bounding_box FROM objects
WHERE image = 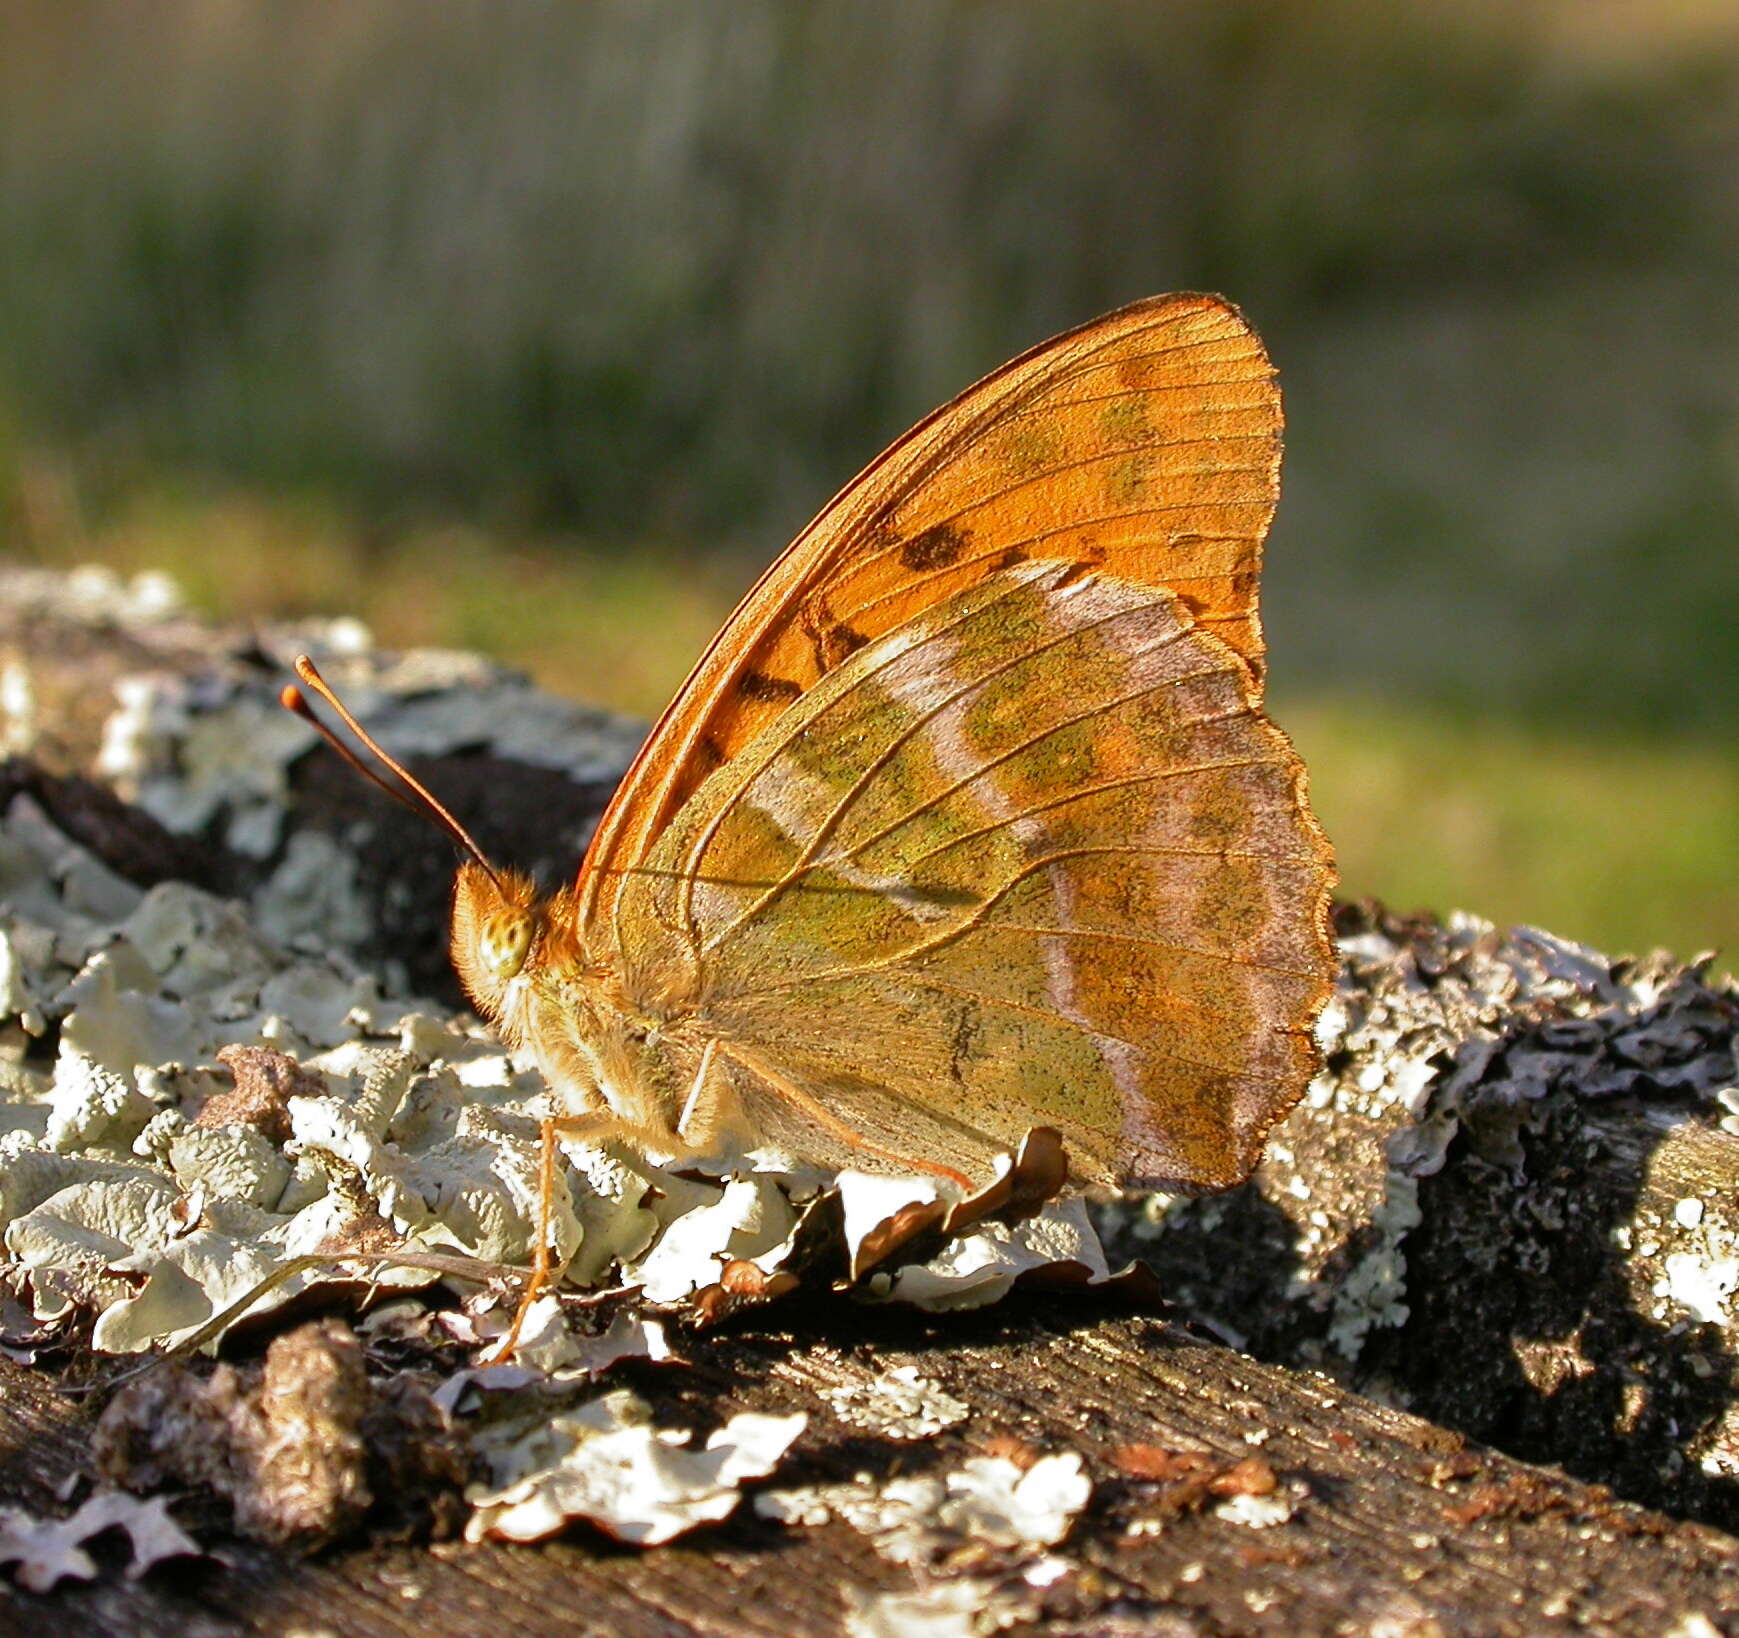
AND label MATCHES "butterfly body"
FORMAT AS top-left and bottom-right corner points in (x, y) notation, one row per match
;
(450, 863), (732, 1165)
